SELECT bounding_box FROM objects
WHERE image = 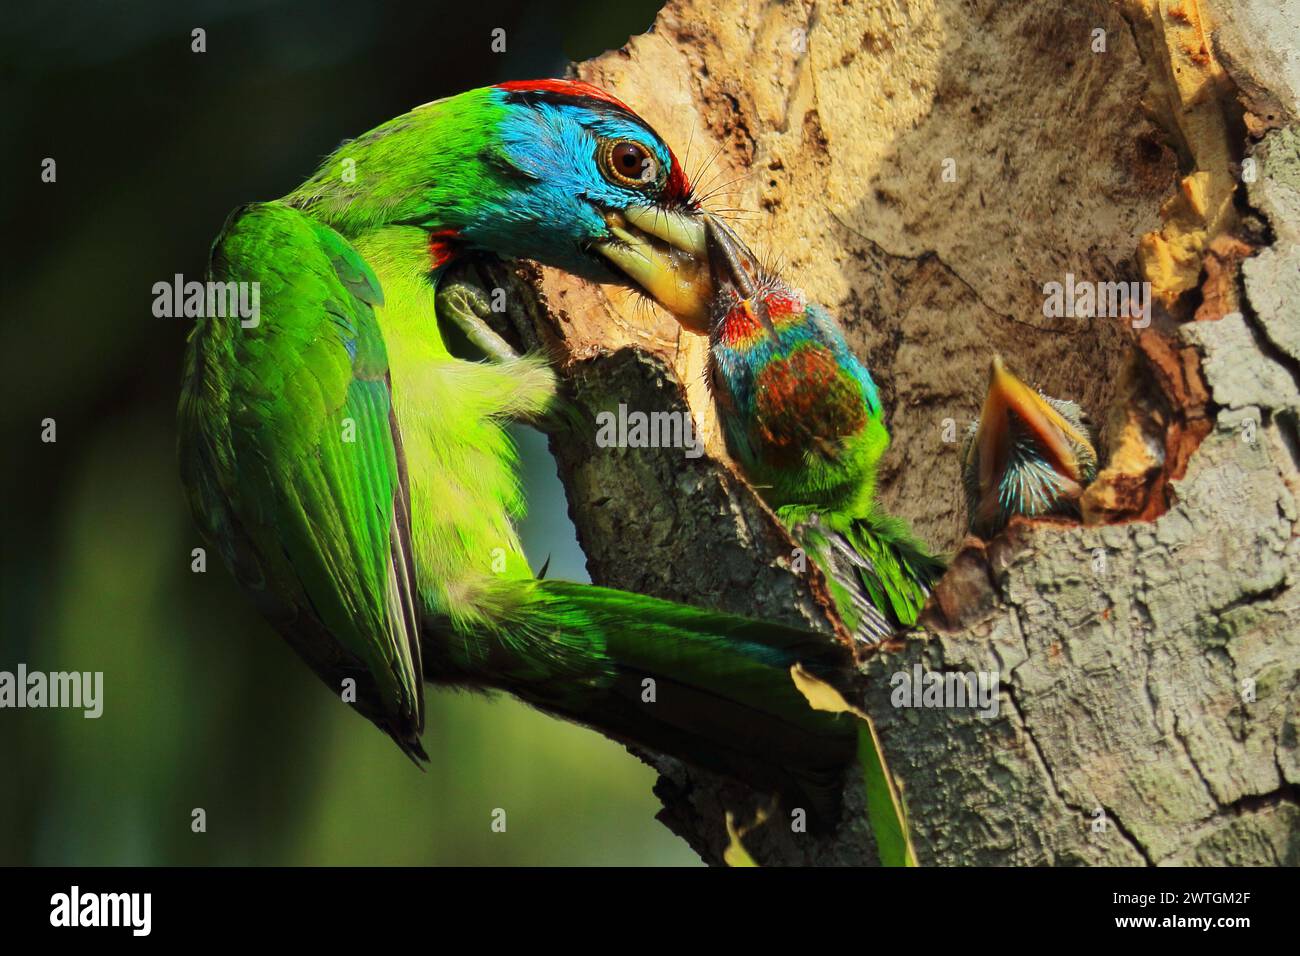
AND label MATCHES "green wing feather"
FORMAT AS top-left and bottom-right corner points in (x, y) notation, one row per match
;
(179, 202), (424, 755)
